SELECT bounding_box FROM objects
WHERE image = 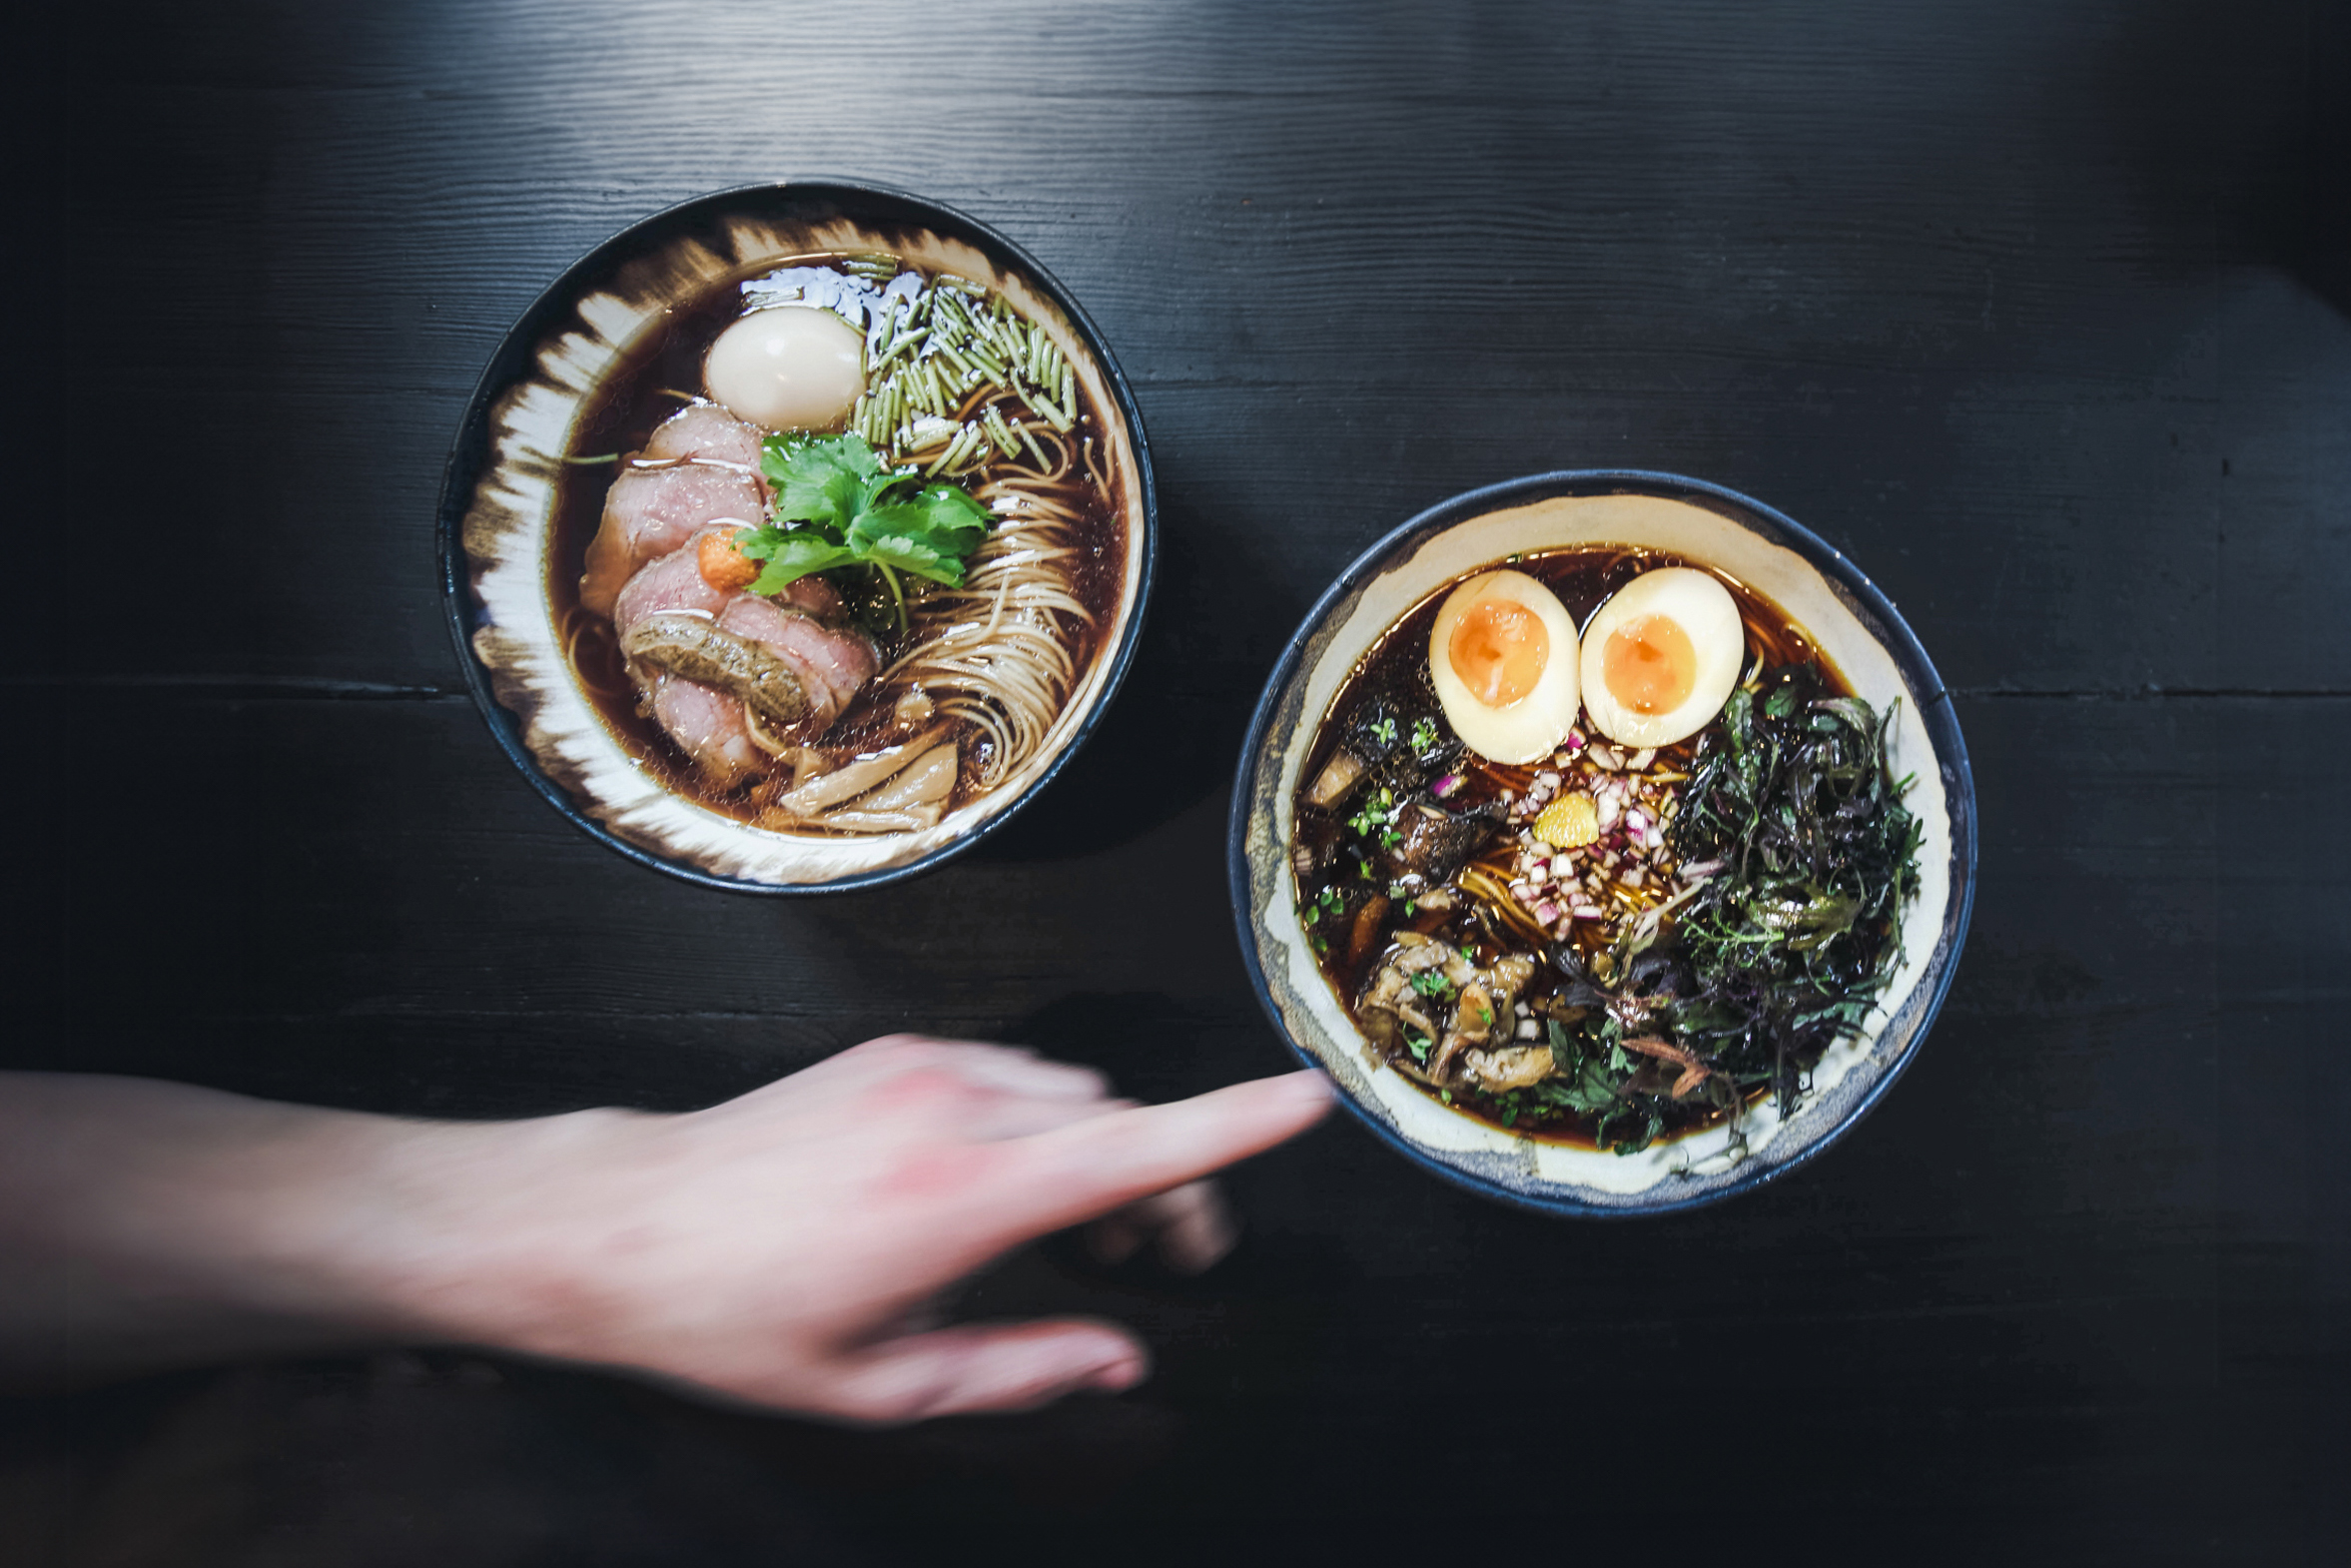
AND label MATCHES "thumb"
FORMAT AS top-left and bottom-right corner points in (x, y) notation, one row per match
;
(814, 1319), (1150, 1425)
